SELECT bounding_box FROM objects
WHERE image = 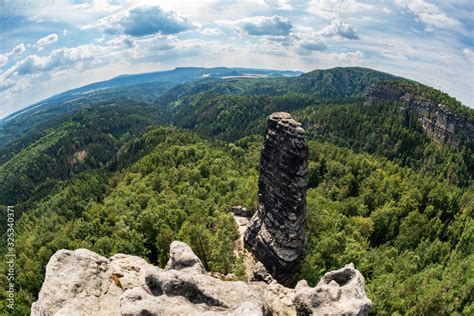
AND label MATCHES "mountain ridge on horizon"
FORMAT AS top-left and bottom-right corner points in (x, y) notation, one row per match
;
(4, 65), (472, 124)
(1, 66), (303, 122)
